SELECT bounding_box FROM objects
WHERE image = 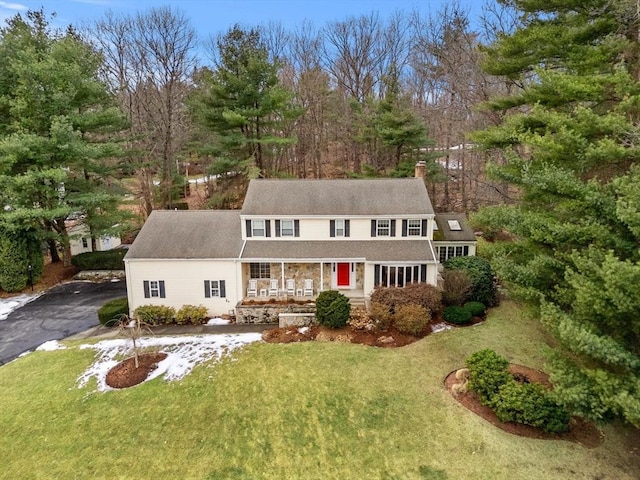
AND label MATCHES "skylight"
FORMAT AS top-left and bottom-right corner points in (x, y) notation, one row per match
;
(447, 220), (462, 231)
